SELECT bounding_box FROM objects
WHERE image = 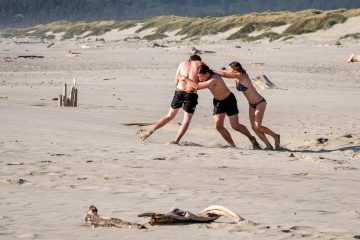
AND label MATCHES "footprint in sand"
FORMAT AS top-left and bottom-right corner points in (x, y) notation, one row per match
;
(279, 225), (316, 237)
(291, 172), (309, 176)
(181, 141), (203, 147)
(6, 178), (29, 185)
(333, 165), (358, 170)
